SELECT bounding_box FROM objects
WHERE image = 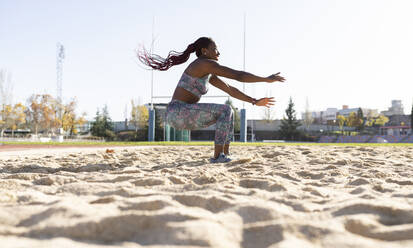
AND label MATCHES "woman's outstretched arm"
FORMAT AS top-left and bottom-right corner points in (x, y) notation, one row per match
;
(209, 75), (275, 107)
(204, 60), (285, 83)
